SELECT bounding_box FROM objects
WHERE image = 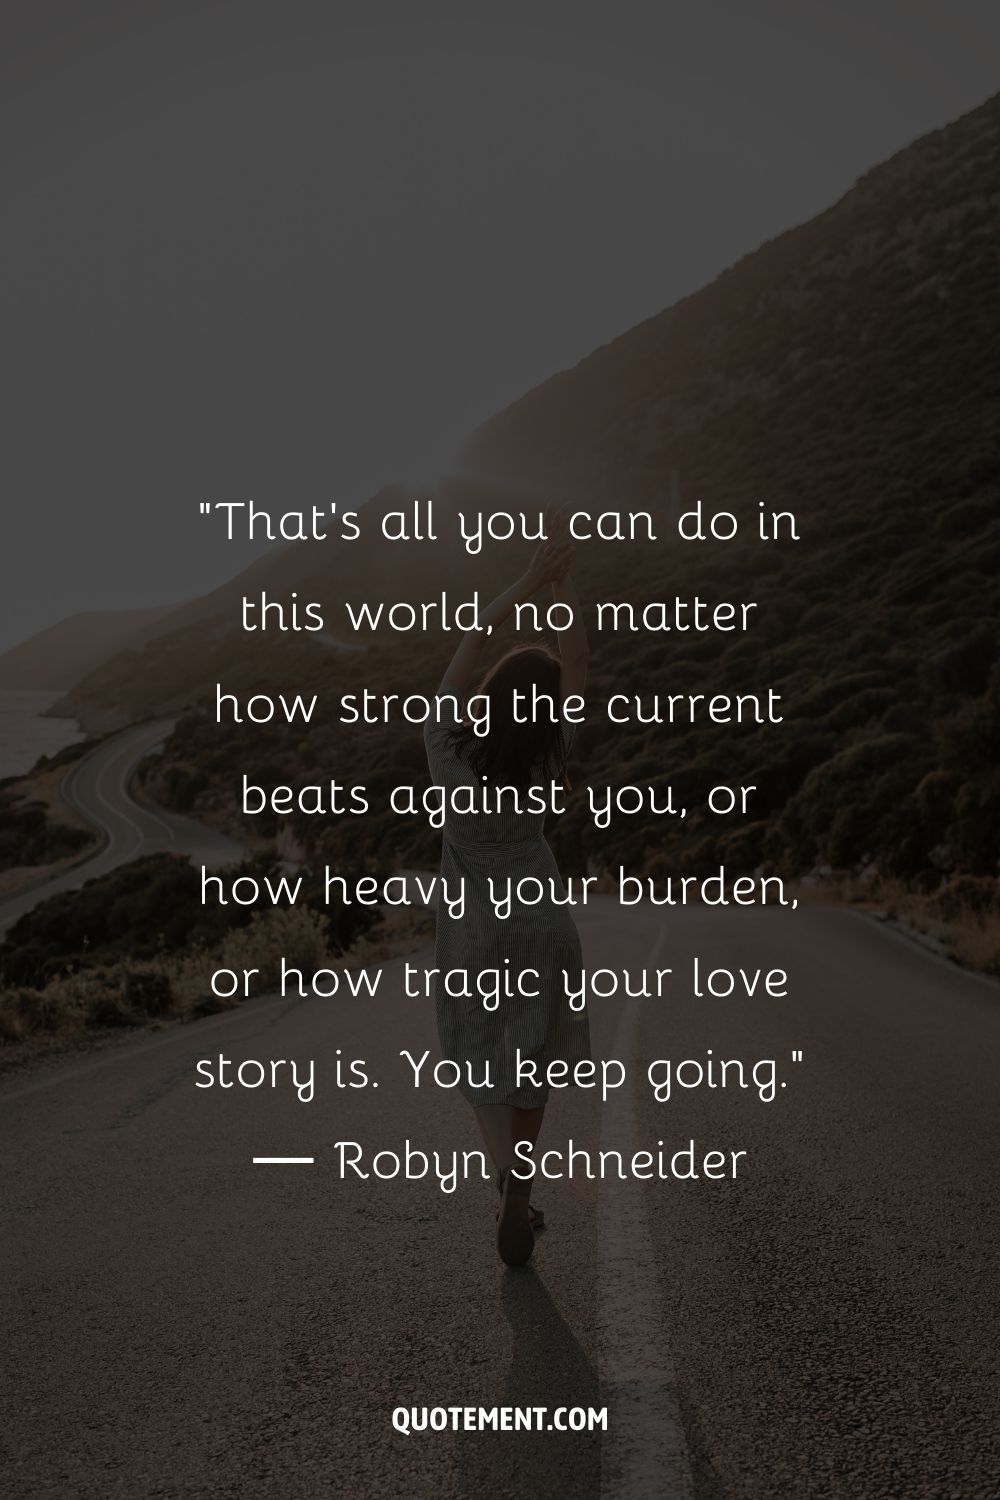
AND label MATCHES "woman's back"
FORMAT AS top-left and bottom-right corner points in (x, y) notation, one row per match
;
(423, 704), (568, 851)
